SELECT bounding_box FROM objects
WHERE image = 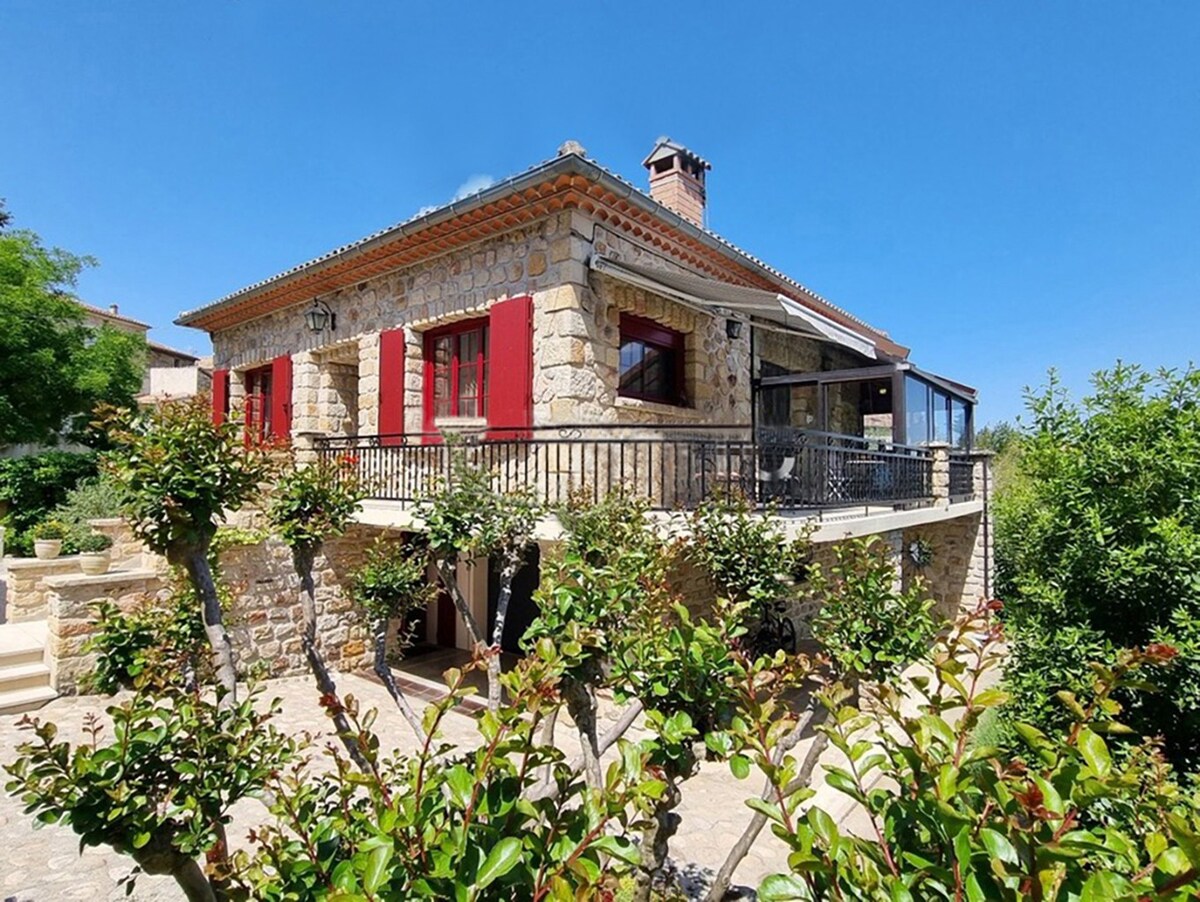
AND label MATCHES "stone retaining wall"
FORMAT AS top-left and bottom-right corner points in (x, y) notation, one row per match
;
(5, 557), (85, 623)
